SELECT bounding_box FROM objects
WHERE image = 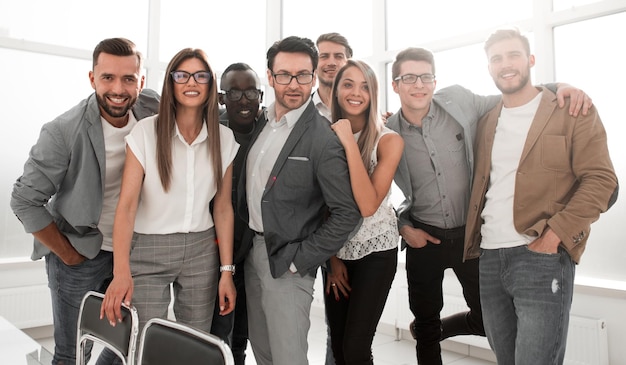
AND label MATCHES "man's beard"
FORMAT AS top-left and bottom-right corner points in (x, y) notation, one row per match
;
(96, 93), (136, 118)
